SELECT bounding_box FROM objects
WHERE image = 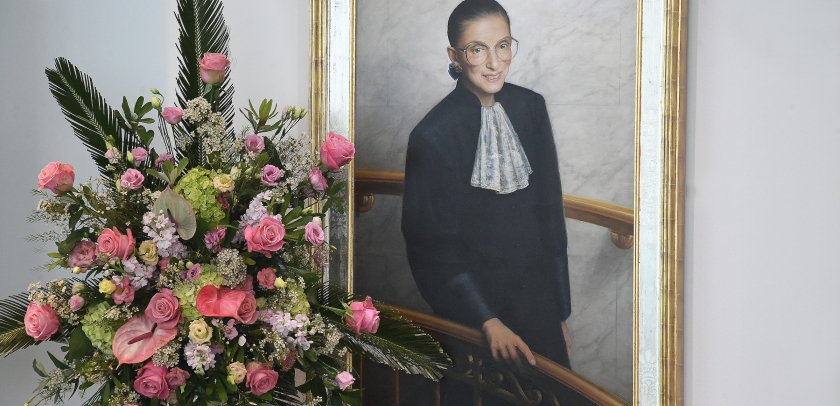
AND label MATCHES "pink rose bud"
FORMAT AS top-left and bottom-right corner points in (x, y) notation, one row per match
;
(69, 295), (85, 312)
(24, 302), (60, 341)
(165, 367), (190, 388)
(111, 276), (136, 305)
(257, 268), (276, 290)
(198, 52), (230, 84)
(245, 362), (279, 396)
(155, 153), (175, 169)
(131, 147), (148, 165)
(237, 292), (258, 325)
(134, 362), (170, 400)
(320, 132), (355, 170)
(260, 164), (282, 186)
(335, 371), (355, 391)
(308, 168), (328, 192)
(66, 240), (98, 272)
(144, 288), (181, 329)
(304, 222), (325, 246)
(120, 168), (145, 190)
(37, 161), (75, 194)
(345, 296), (380, 336)
(244, 135), (265, 154)
(244, 216), (286, 257)
(97, 227), (135, 260)
(161, 107), (184, 125)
